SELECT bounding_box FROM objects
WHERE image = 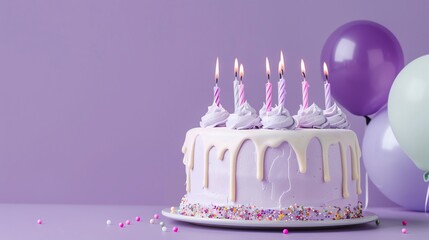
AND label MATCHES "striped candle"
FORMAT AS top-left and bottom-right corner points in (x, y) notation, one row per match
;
(233, 79), (240, 110)
(239, 82), (245, 106)
(239, 64), (246, 106)
(278, 78), (286, 107)
(214, 85), (220, 106)
(265, 57), (272, 112)
(301, 59), (309, 109)
(302, 80), (309, 109)
(233, 58), (240, 112)
(266, 81), (272, 111)
(323, 62), (333, 109)
(278, 53), (286, 107)
(324, 81), (332, 109)
(214, 57), (220, 106)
